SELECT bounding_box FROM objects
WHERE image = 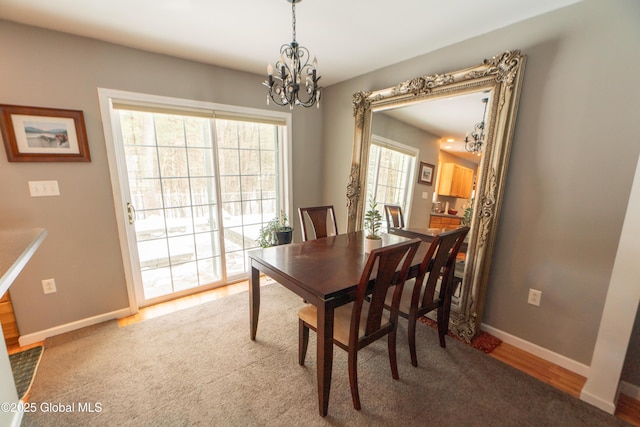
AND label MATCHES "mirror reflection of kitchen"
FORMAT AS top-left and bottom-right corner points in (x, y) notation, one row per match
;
(367, 90), (489, 301)
(369, 90), (488, 232)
